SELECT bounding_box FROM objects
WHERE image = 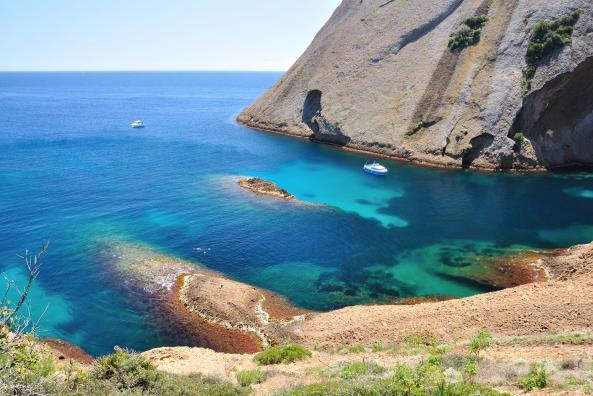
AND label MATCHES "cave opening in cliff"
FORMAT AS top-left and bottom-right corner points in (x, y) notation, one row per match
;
(302, 89), (351, 146)
(302, 89), (323, 135)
